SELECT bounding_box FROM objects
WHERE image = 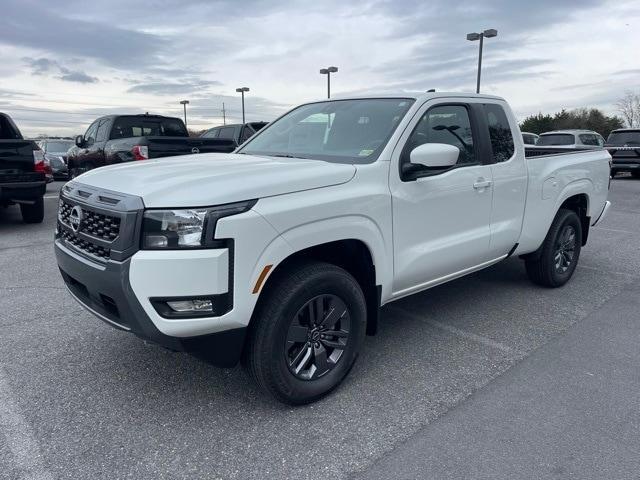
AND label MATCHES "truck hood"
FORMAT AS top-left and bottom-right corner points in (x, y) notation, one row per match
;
(75, 153), (356, 207)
